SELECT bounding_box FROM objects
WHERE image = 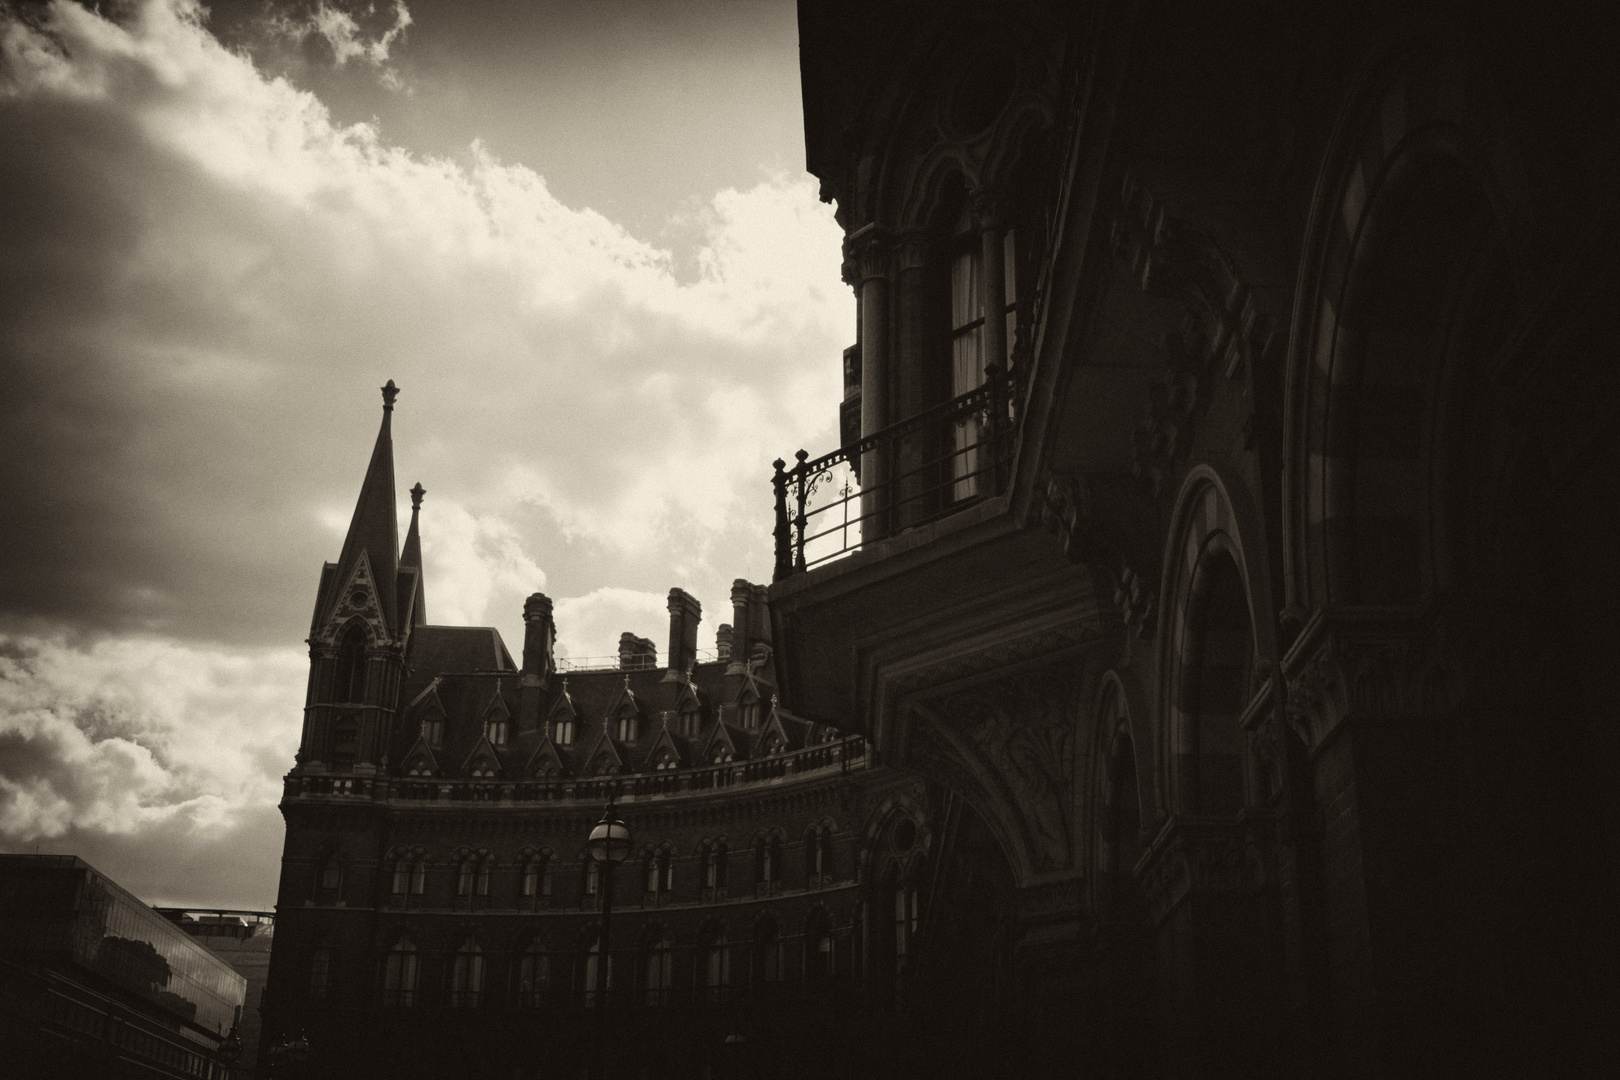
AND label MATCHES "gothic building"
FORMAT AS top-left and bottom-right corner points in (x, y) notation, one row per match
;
(260, 386), (930, 1079)
(769, 0), (1618, 1077)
